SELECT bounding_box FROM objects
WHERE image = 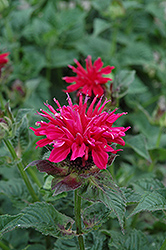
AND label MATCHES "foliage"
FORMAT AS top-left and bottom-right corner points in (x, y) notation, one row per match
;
(0, 0), (166, 249)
